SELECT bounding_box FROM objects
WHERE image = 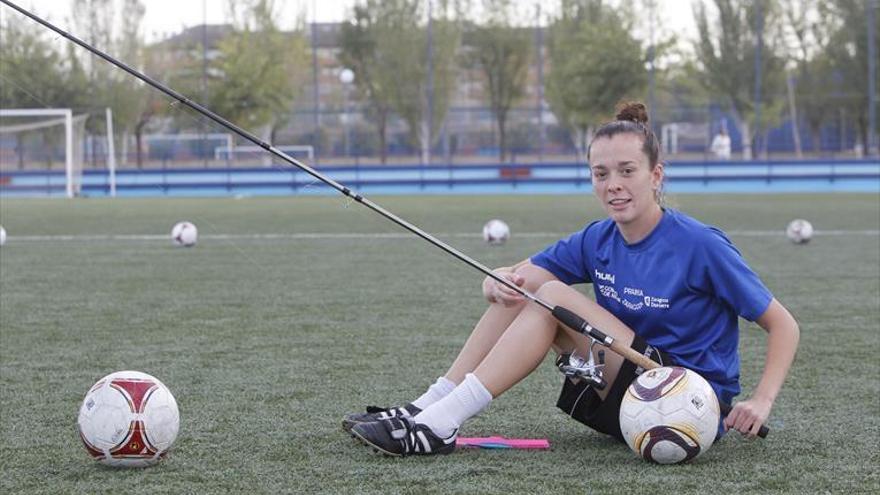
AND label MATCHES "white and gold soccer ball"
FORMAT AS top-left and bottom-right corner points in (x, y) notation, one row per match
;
(619, 366), (720, 464)
(785, 219), (813, 244)
(77, 371), (180, 468)
(482, 219), (510, 246)
(171, 221), (198, 247)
